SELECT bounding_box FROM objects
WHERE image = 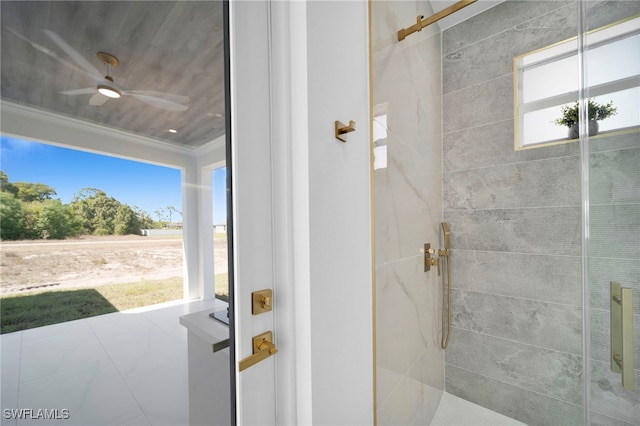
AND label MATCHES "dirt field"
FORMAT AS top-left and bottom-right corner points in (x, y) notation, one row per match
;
(0, 235), (228, 295)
